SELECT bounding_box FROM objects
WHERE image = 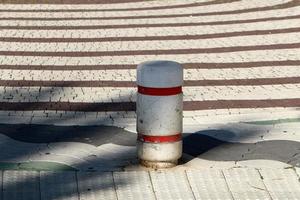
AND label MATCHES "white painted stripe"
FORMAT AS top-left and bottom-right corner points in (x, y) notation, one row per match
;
(0, 66), (300, 81)
(0, 69), (136, 81)
(2, 32), (300, 52)
(0, 18), (298, 38)
(1, 6), (300, 26)
(0, 86), (137, 103)
(0, 49), (299, 65)
(0, 0), (287, 18)
(184, 84), (300, 101)
(0, 0), (210, 10)
(184, 66), (300, 81)
(0, 84), (299, 103)
(0, 107), (299, 121)
(1, 108), (300, 128)
(191, 107), (300, 117)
